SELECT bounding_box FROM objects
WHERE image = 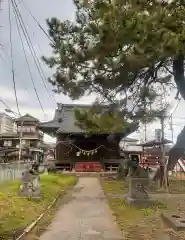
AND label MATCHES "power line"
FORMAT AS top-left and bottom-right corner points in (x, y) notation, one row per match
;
(14, 0), (56, 105)
(12, 2), (47, 118)
(0, 99), (14, 113)
(0, 45), (28, 94)
(14, 11), (58, 103)
(12, 0), (56, 105)
(19, 0), (54, 44)
(8, 0), (20, 115)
